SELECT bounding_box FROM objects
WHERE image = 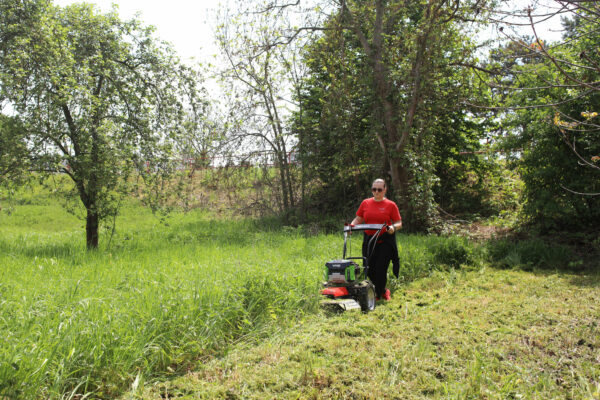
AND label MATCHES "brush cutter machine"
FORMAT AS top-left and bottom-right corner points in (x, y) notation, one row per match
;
(320, 223), (388, 312)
